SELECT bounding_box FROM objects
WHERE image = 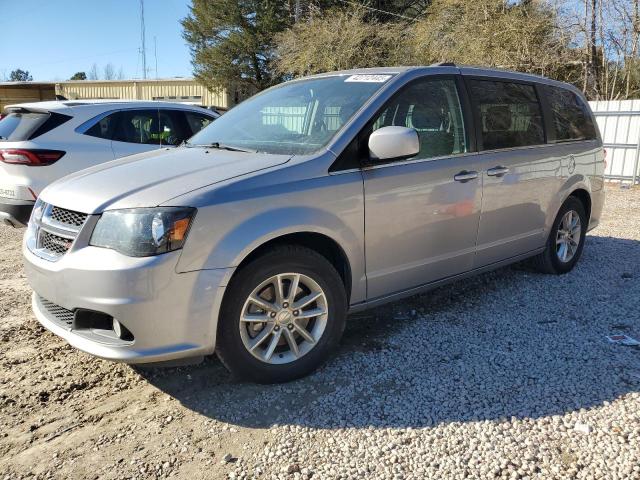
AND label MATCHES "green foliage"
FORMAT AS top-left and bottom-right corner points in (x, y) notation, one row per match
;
(182, 0), (294, 93)
(8, 69), (32, 82)
(69, 72), (87, 81)
(183, 0), (640, 100)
